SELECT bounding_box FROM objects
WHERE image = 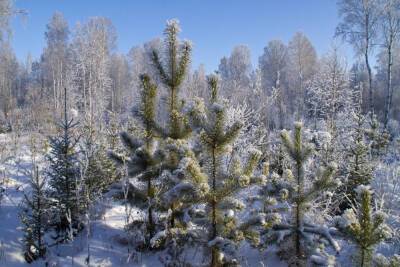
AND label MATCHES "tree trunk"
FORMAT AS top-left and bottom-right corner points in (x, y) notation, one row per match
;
(384, 36), (393, 129)
(295, 160), (304, 264)
(361, 248), (365, 267)
(365, 14), (374, 118)
(147, 176), (154, 240)
(210, 148), (219, 267)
